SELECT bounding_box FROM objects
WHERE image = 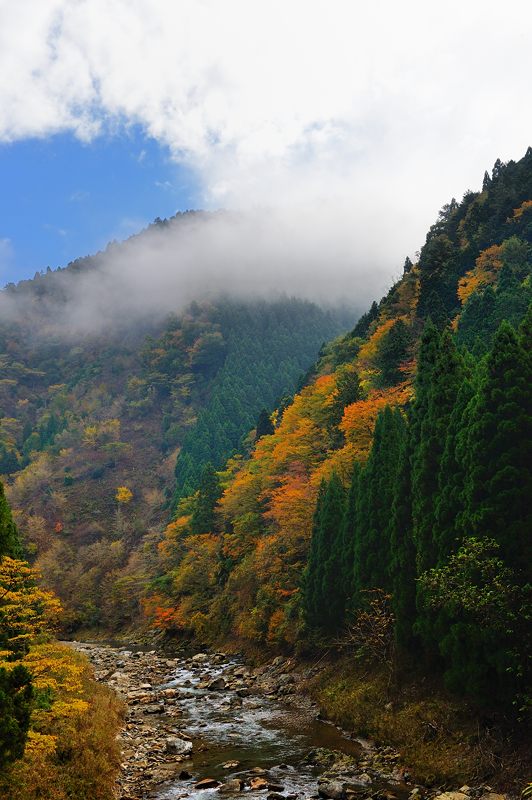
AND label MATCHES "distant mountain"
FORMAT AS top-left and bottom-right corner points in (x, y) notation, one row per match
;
(1, 229), (353, 630)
